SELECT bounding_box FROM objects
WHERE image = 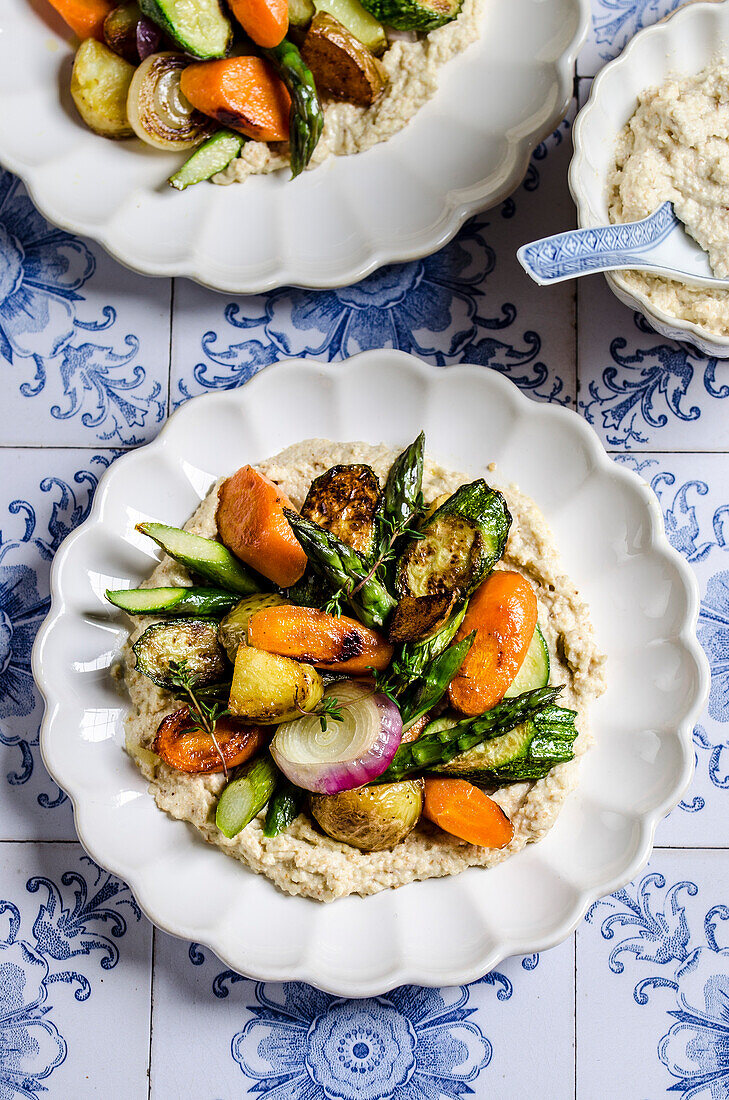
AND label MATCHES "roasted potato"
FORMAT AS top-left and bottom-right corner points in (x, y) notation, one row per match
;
(301, 12), (387, 107)
(70, 38), (135, 139)
(301, 463), (382, 557)
(104, 3), (143, 62)
(218, 593), (290, 661)
(396, 480), (511, 600)
(388, 592), (456, 643)
(228, 645), (323, 723)
(309, 780), (423, 850)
